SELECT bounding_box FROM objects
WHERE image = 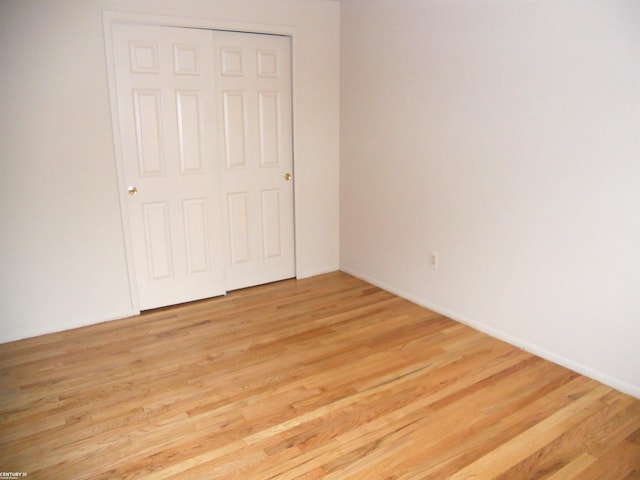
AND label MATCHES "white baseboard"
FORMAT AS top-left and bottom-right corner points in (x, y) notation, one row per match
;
(340, 266), (640, 400)
(296, 266), (340, 280)
(0, 308), (138, 345)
